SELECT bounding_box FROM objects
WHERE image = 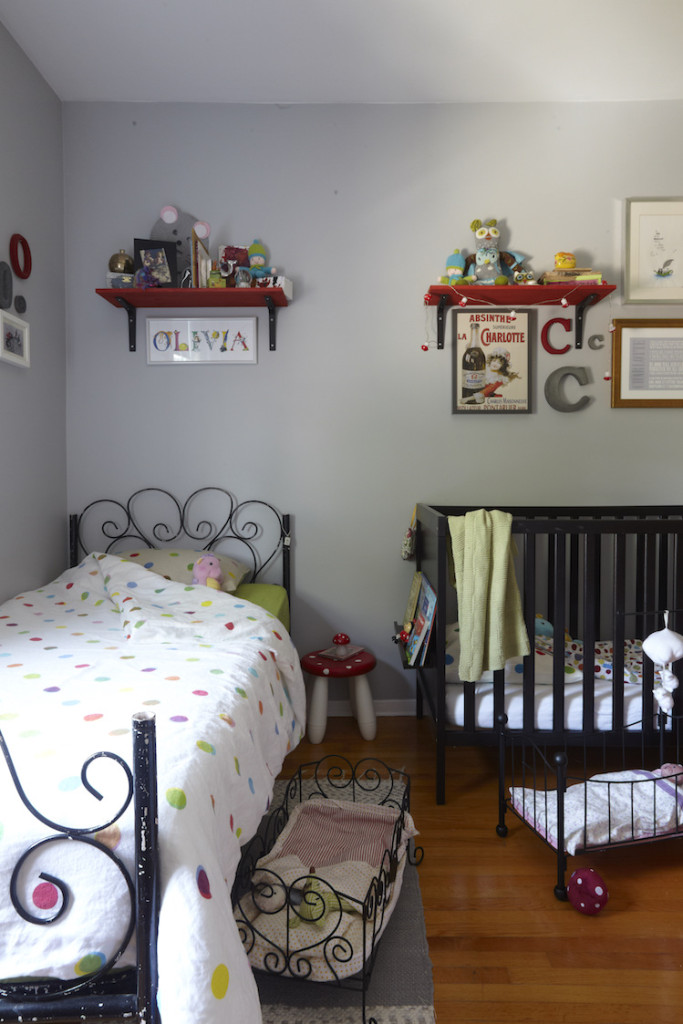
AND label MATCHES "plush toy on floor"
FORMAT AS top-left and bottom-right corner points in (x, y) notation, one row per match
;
(192, 554), (223, 590)
(567, 868), (609, 915)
